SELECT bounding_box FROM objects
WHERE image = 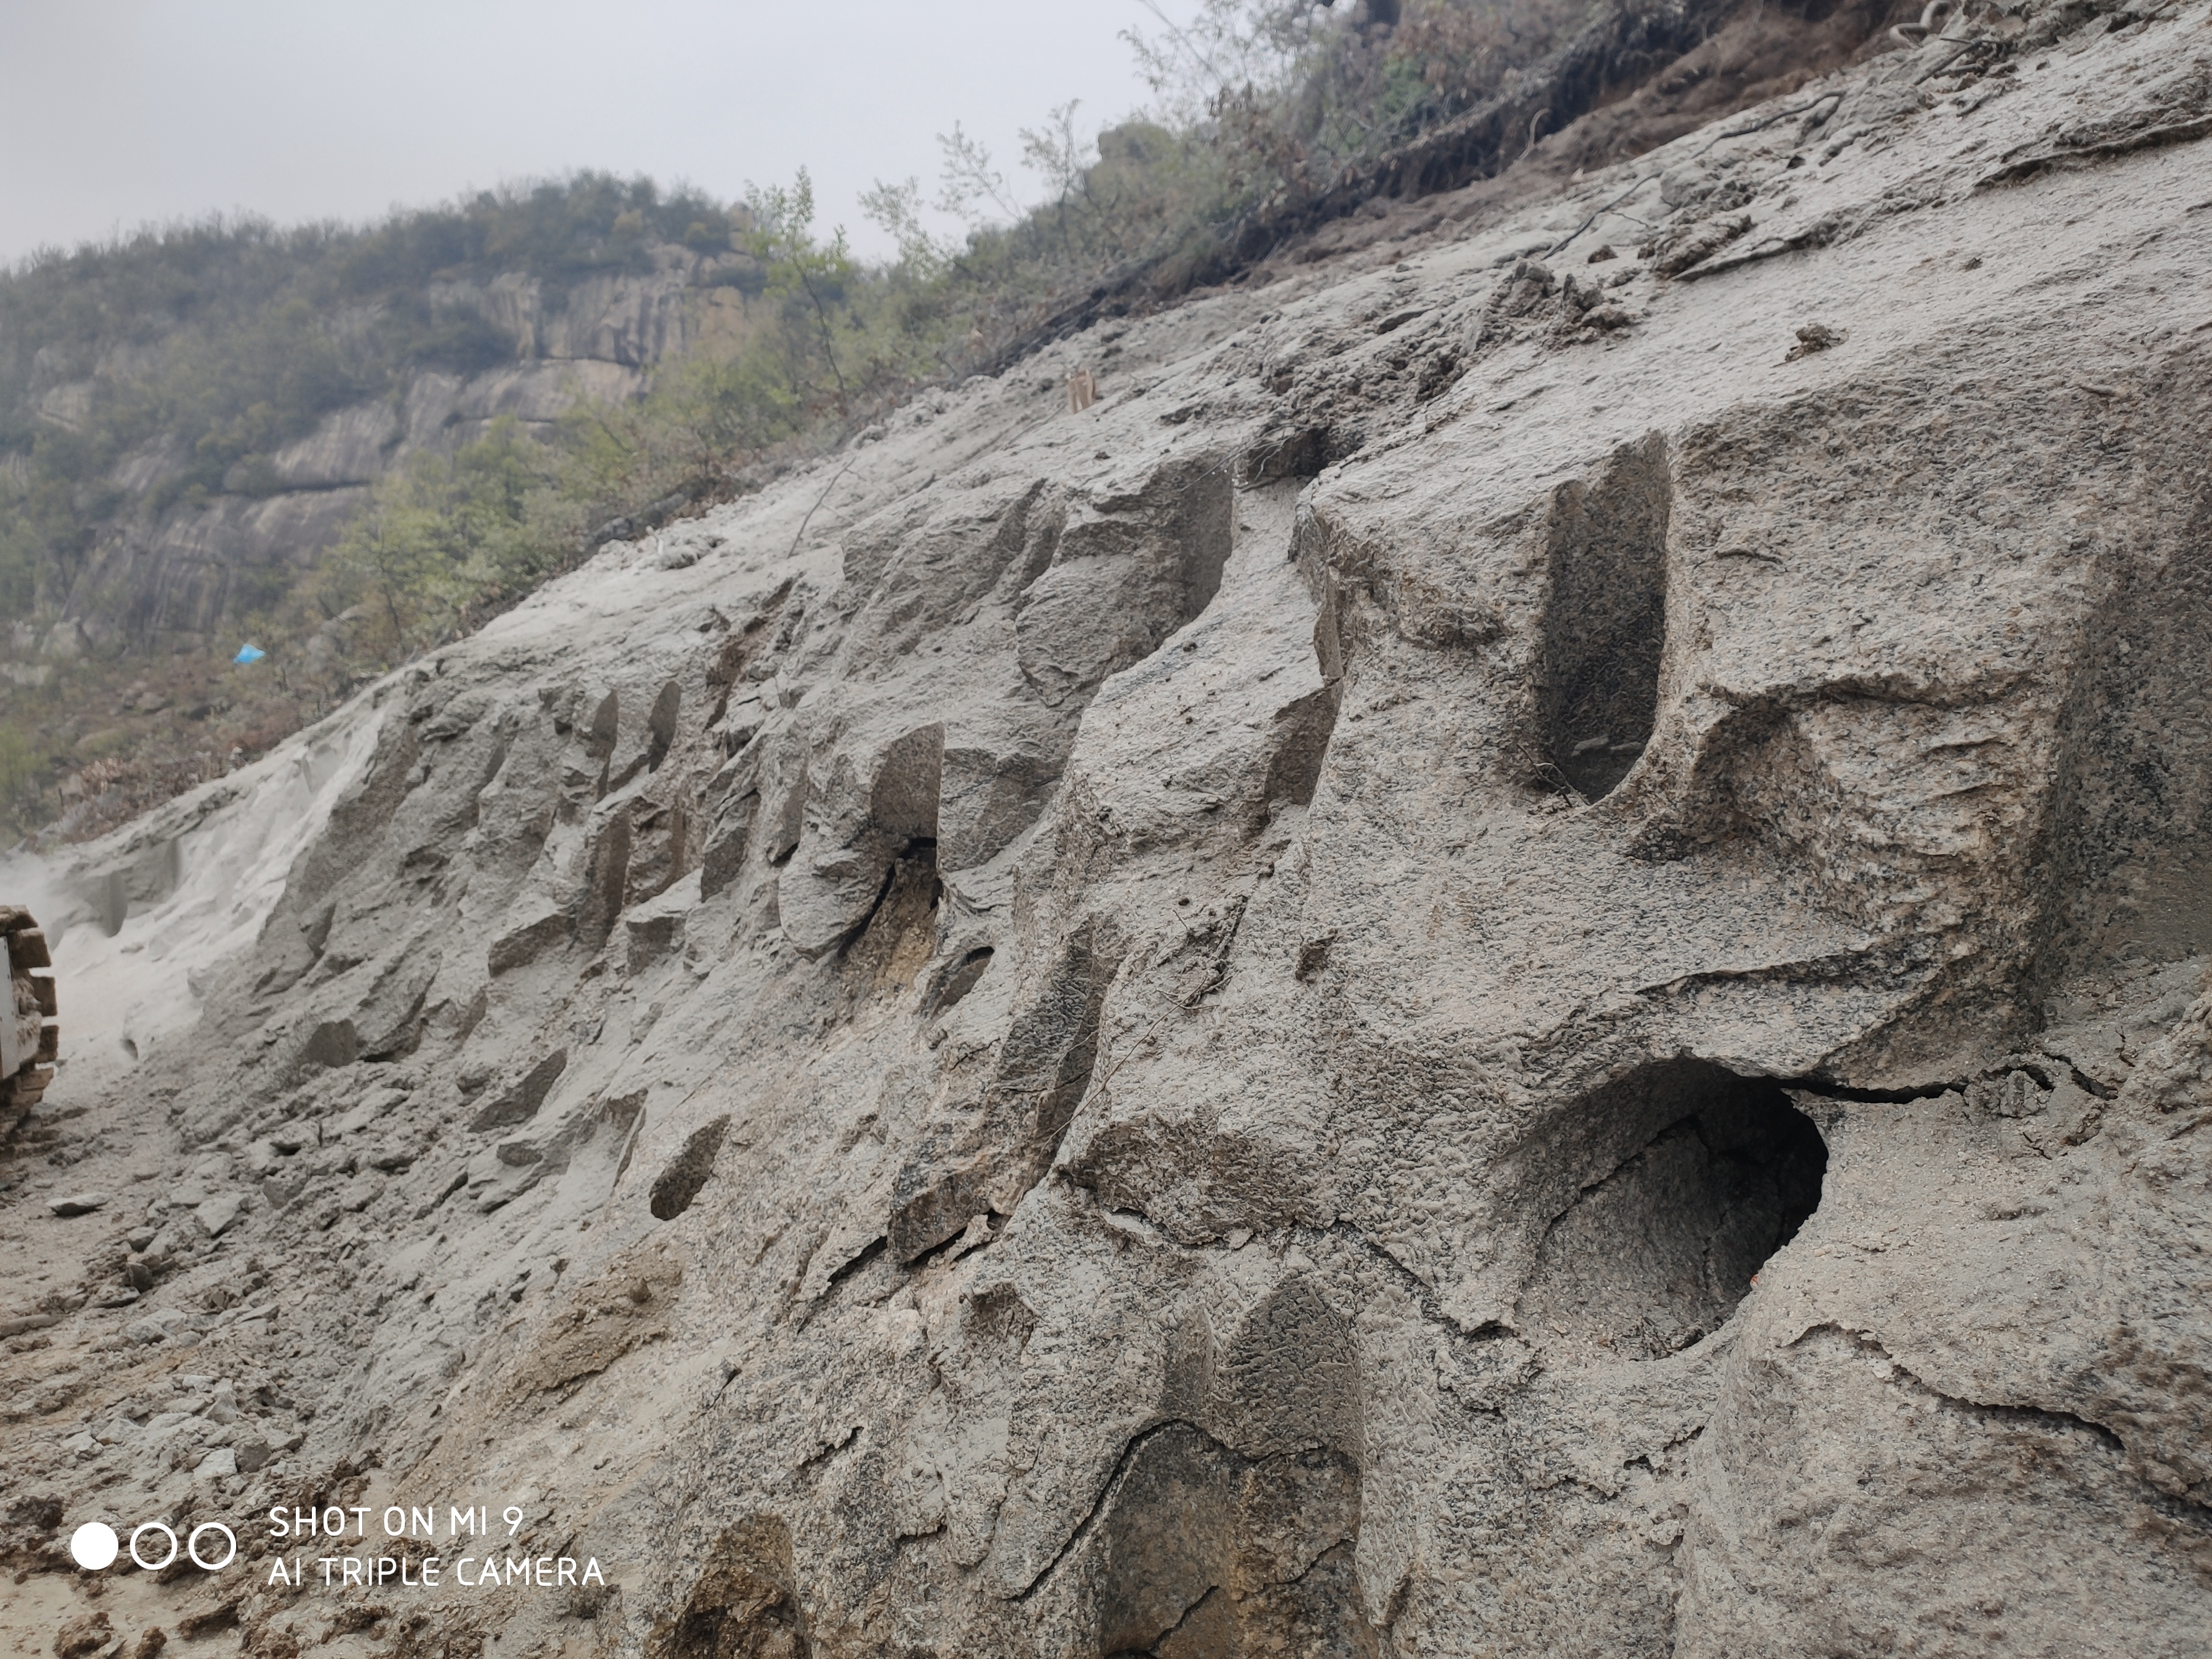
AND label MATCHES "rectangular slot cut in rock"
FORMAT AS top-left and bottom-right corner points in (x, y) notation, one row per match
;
(1540, 432), (1672, 800)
